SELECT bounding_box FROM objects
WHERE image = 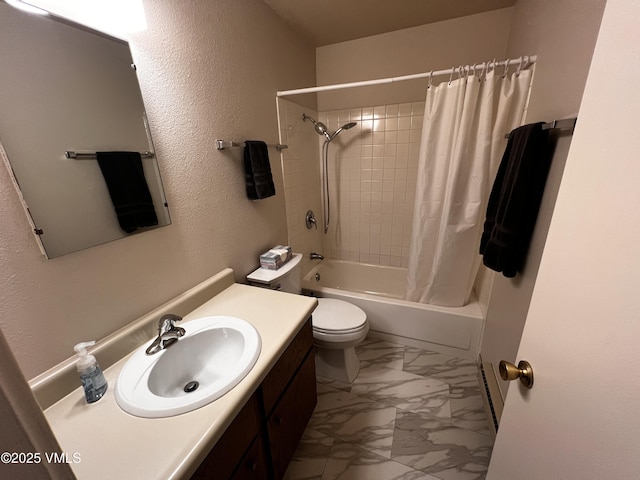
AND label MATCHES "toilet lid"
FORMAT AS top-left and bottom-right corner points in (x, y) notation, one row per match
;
(312, 298), (367, 332)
